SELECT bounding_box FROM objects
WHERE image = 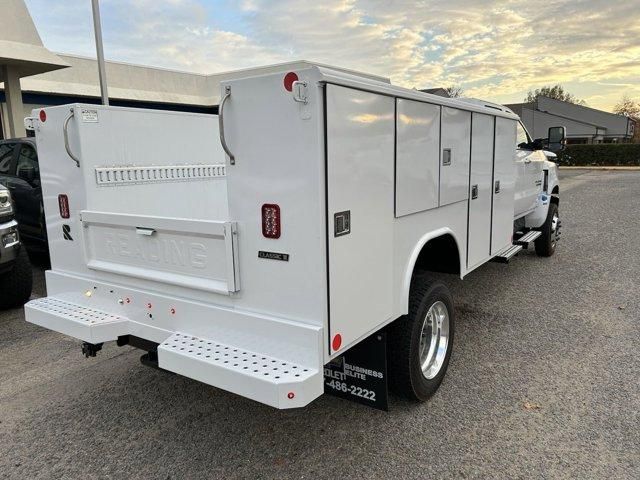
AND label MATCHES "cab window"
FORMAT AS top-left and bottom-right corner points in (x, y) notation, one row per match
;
(16, 144), (39, 177)
(0, 143), (16, 174)
(516, 122), (531, 149)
